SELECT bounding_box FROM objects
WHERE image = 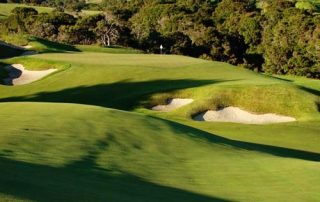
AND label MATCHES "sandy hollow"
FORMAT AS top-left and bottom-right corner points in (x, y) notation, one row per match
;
(193, 106), (296, 124)
(2, 64), (57, 86)
(152, 98), (194, 112)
